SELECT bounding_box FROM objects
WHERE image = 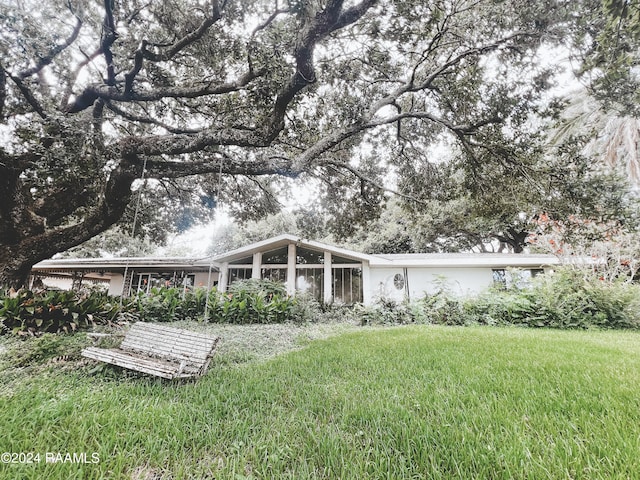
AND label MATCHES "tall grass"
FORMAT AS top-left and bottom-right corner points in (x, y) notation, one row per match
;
(1, 326), (639, 479)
